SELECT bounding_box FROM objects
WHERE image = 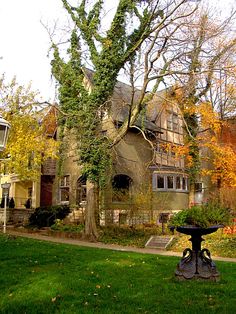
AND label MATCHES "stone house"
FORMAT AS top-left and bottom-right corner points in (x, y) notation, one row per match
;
(4, 71), (236, 227)
(51, 72), (189, 225)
